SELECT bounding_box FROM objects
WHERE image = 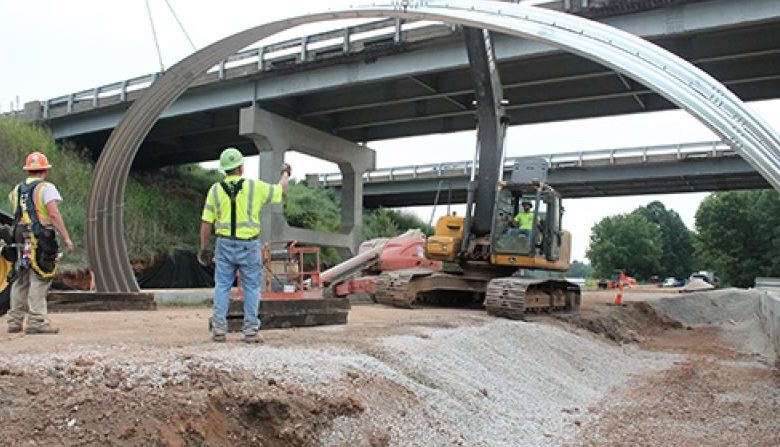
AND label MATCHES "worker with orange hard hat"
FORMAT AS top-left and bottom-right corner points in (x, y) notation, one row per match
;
(5, 151), (73, 335)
